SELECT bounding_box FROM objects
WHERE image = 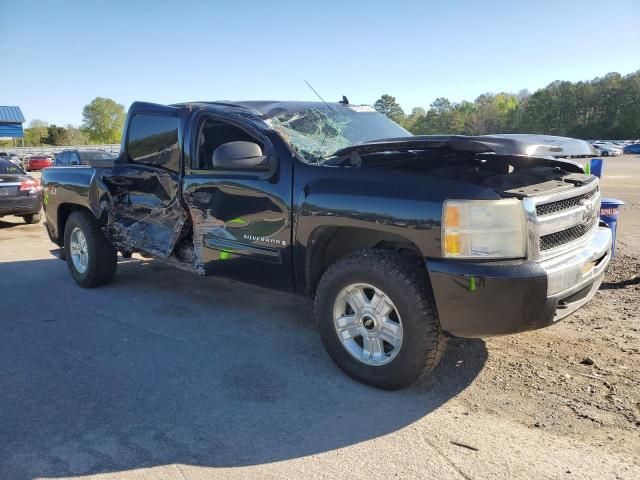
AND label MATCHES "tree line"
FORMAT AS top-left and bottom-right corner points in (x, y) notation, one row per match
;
(6, 69), (639, 148)
(374, 70), (640, 140)
(3, 97), (126, 147)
